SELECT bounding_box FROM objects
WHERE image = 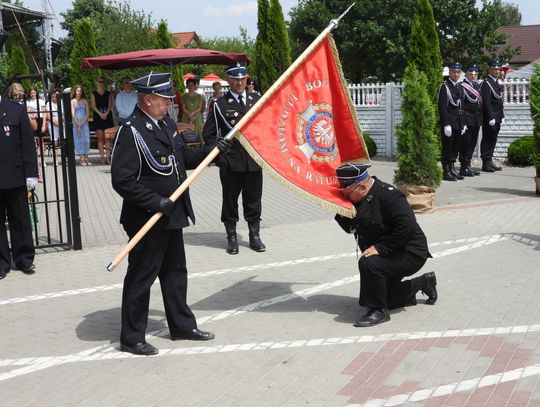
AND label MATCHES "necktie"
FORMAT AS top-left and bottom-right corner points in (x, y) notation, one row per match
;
(238, 94), (245, 109)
